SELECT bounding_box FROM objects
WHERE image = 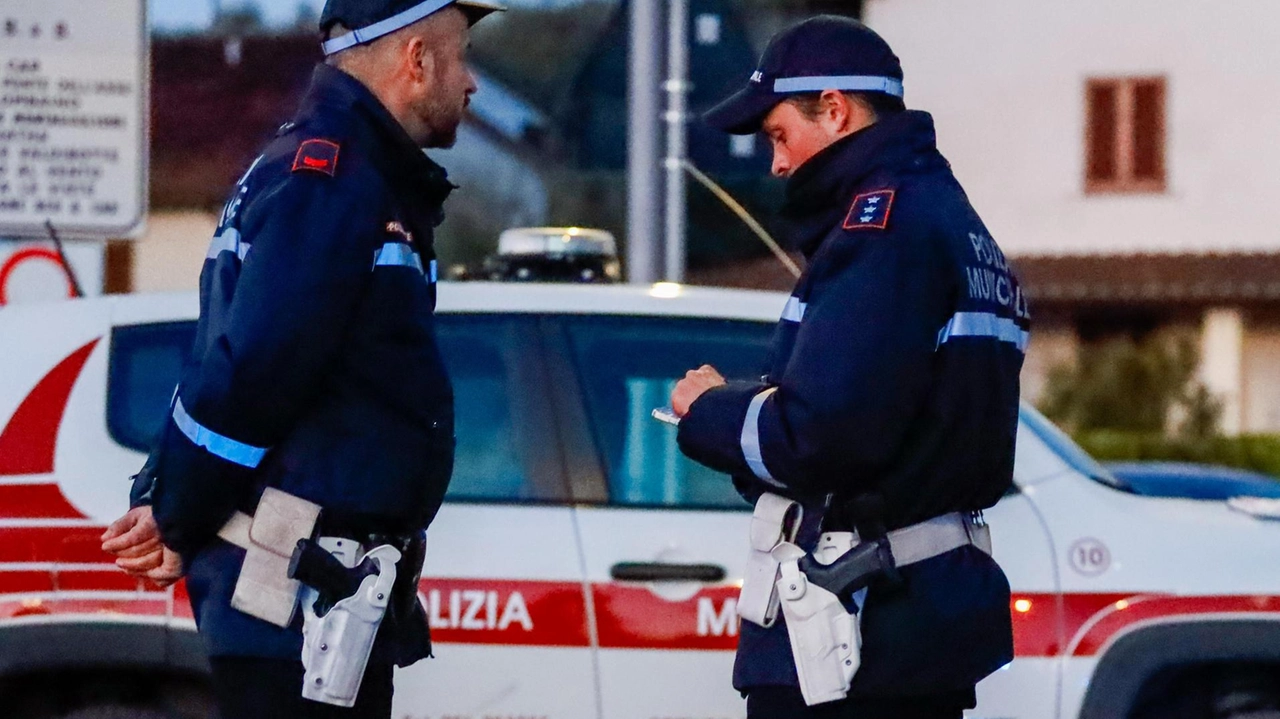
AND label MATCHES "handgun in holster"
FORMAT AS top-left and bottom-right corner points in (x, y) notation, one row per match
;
(288, 537), (401, 708)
